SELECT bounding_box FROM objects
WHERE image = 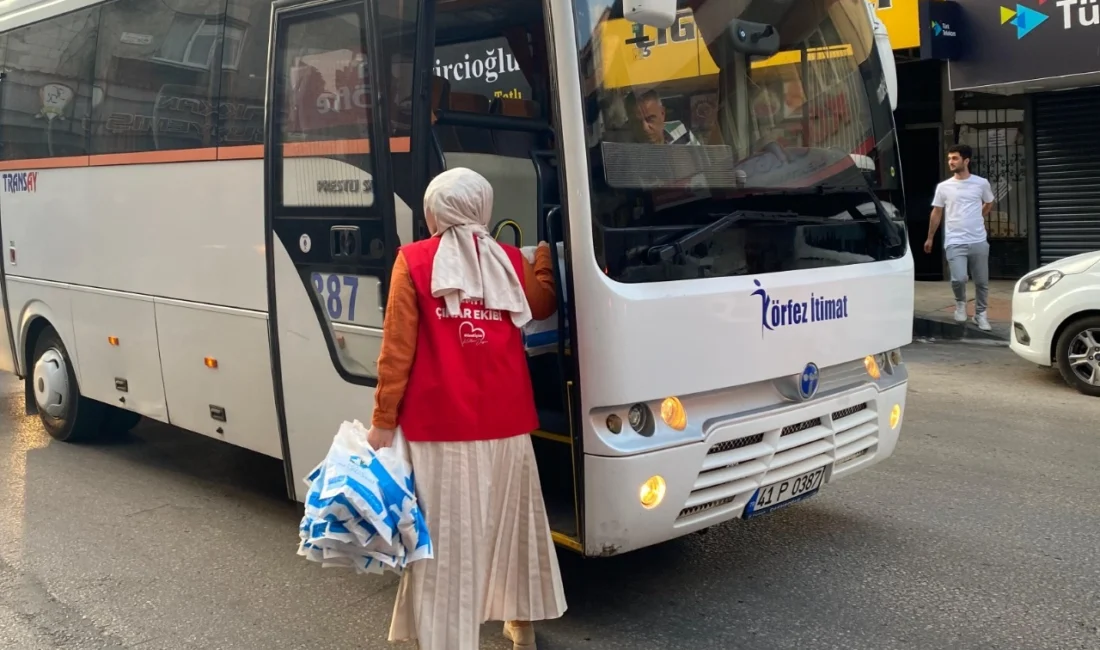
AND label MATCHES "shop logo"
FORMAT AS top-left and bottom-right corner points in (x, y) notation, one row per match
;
(1000, 3), (1049, 39)
(930, 19), (957, 37)
(1054, 0), (1100, 30)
